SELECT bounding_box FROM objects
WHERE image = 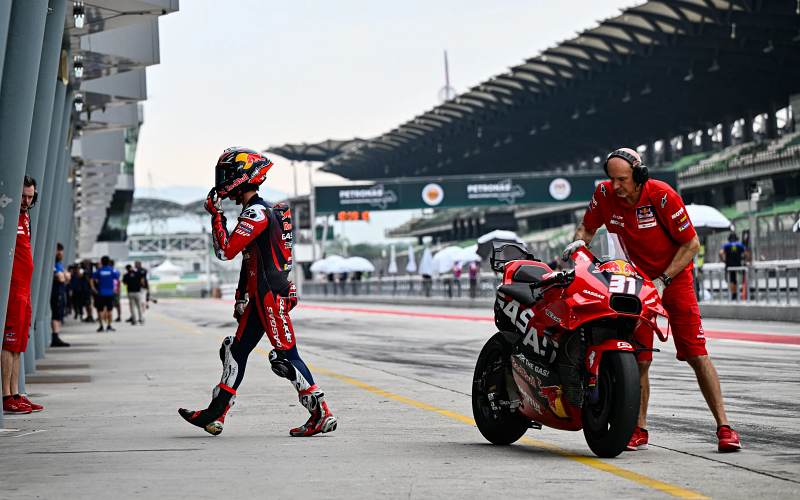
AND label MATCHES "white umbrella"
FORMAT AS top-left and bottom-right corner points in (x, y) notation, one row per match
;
(406, 244), (417, 273)
(455, 246), (482, 263)
(418, 246), (434, 276)
(685, 204), (732, 232)
(344, 256), (375, 273)
(476, 230), (525, 259)
(477, 230), (524, 244)
(309, 255), (344, 273)
(432, 246), (464, 274)
(387, 245), (398, 274)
